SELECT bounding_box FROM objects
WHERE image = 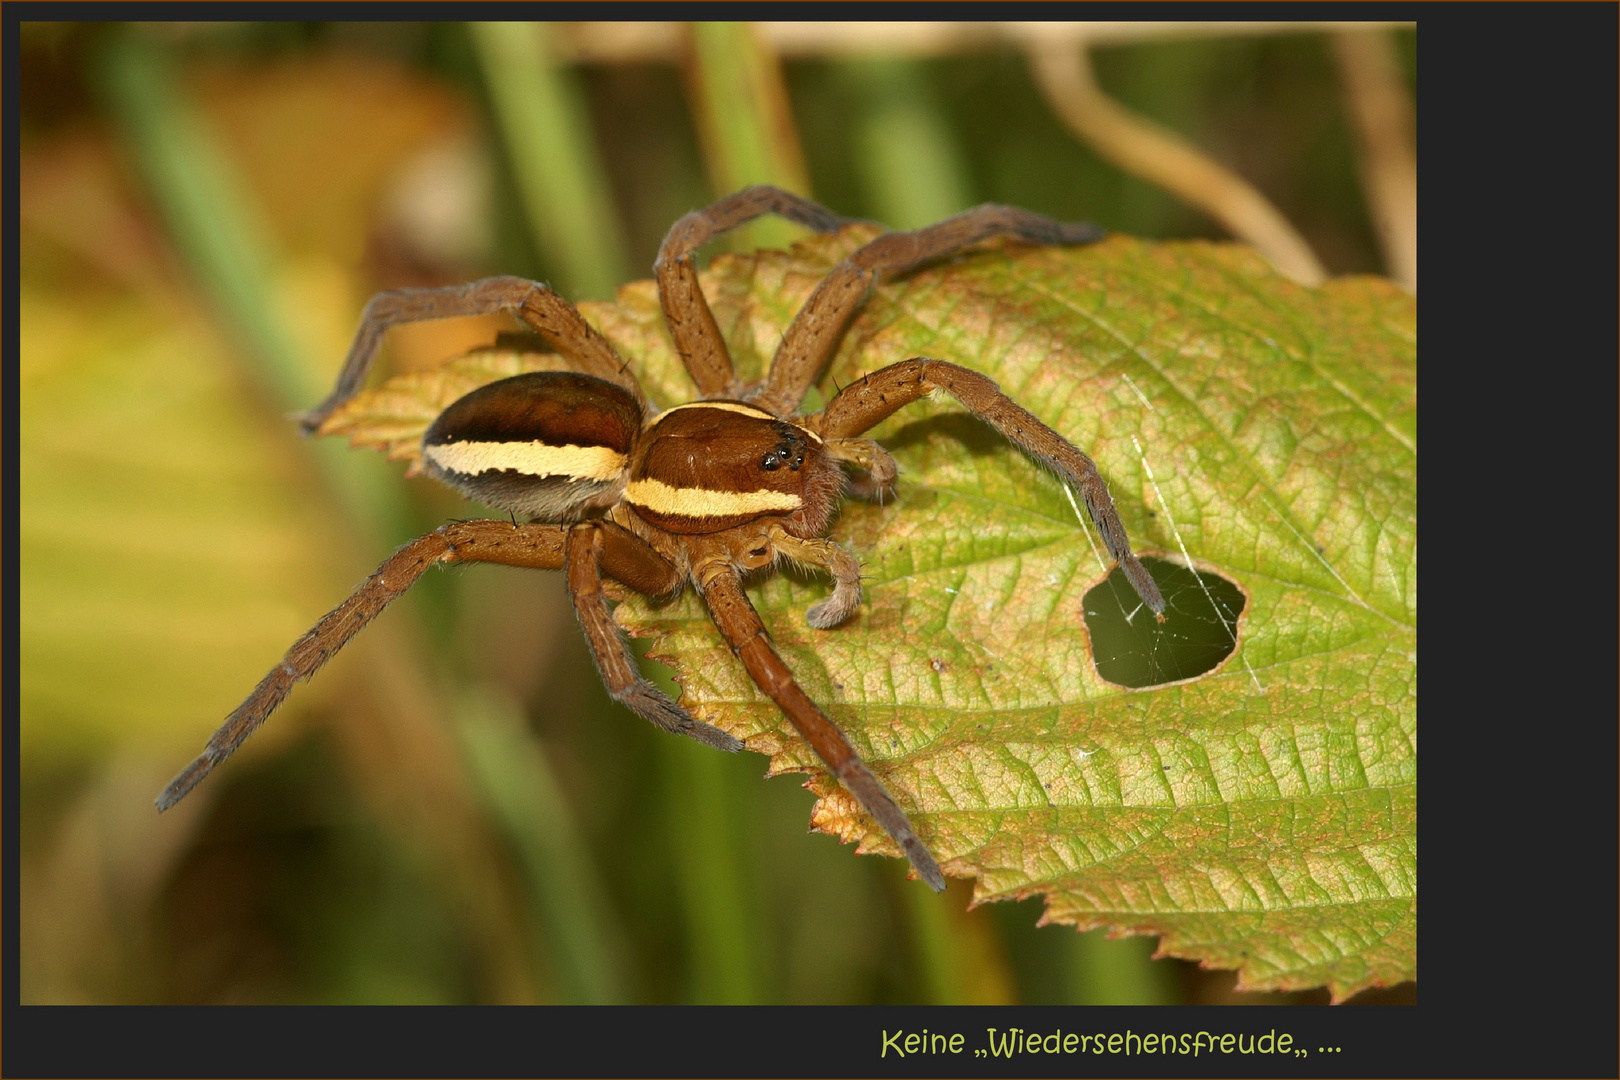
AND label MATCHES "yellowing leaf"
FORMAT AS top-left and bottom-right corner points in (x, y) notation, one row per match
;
(319, 344), (573, 474)
(324, 227), (1417, 1001)
(18, 284), (343, 760)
